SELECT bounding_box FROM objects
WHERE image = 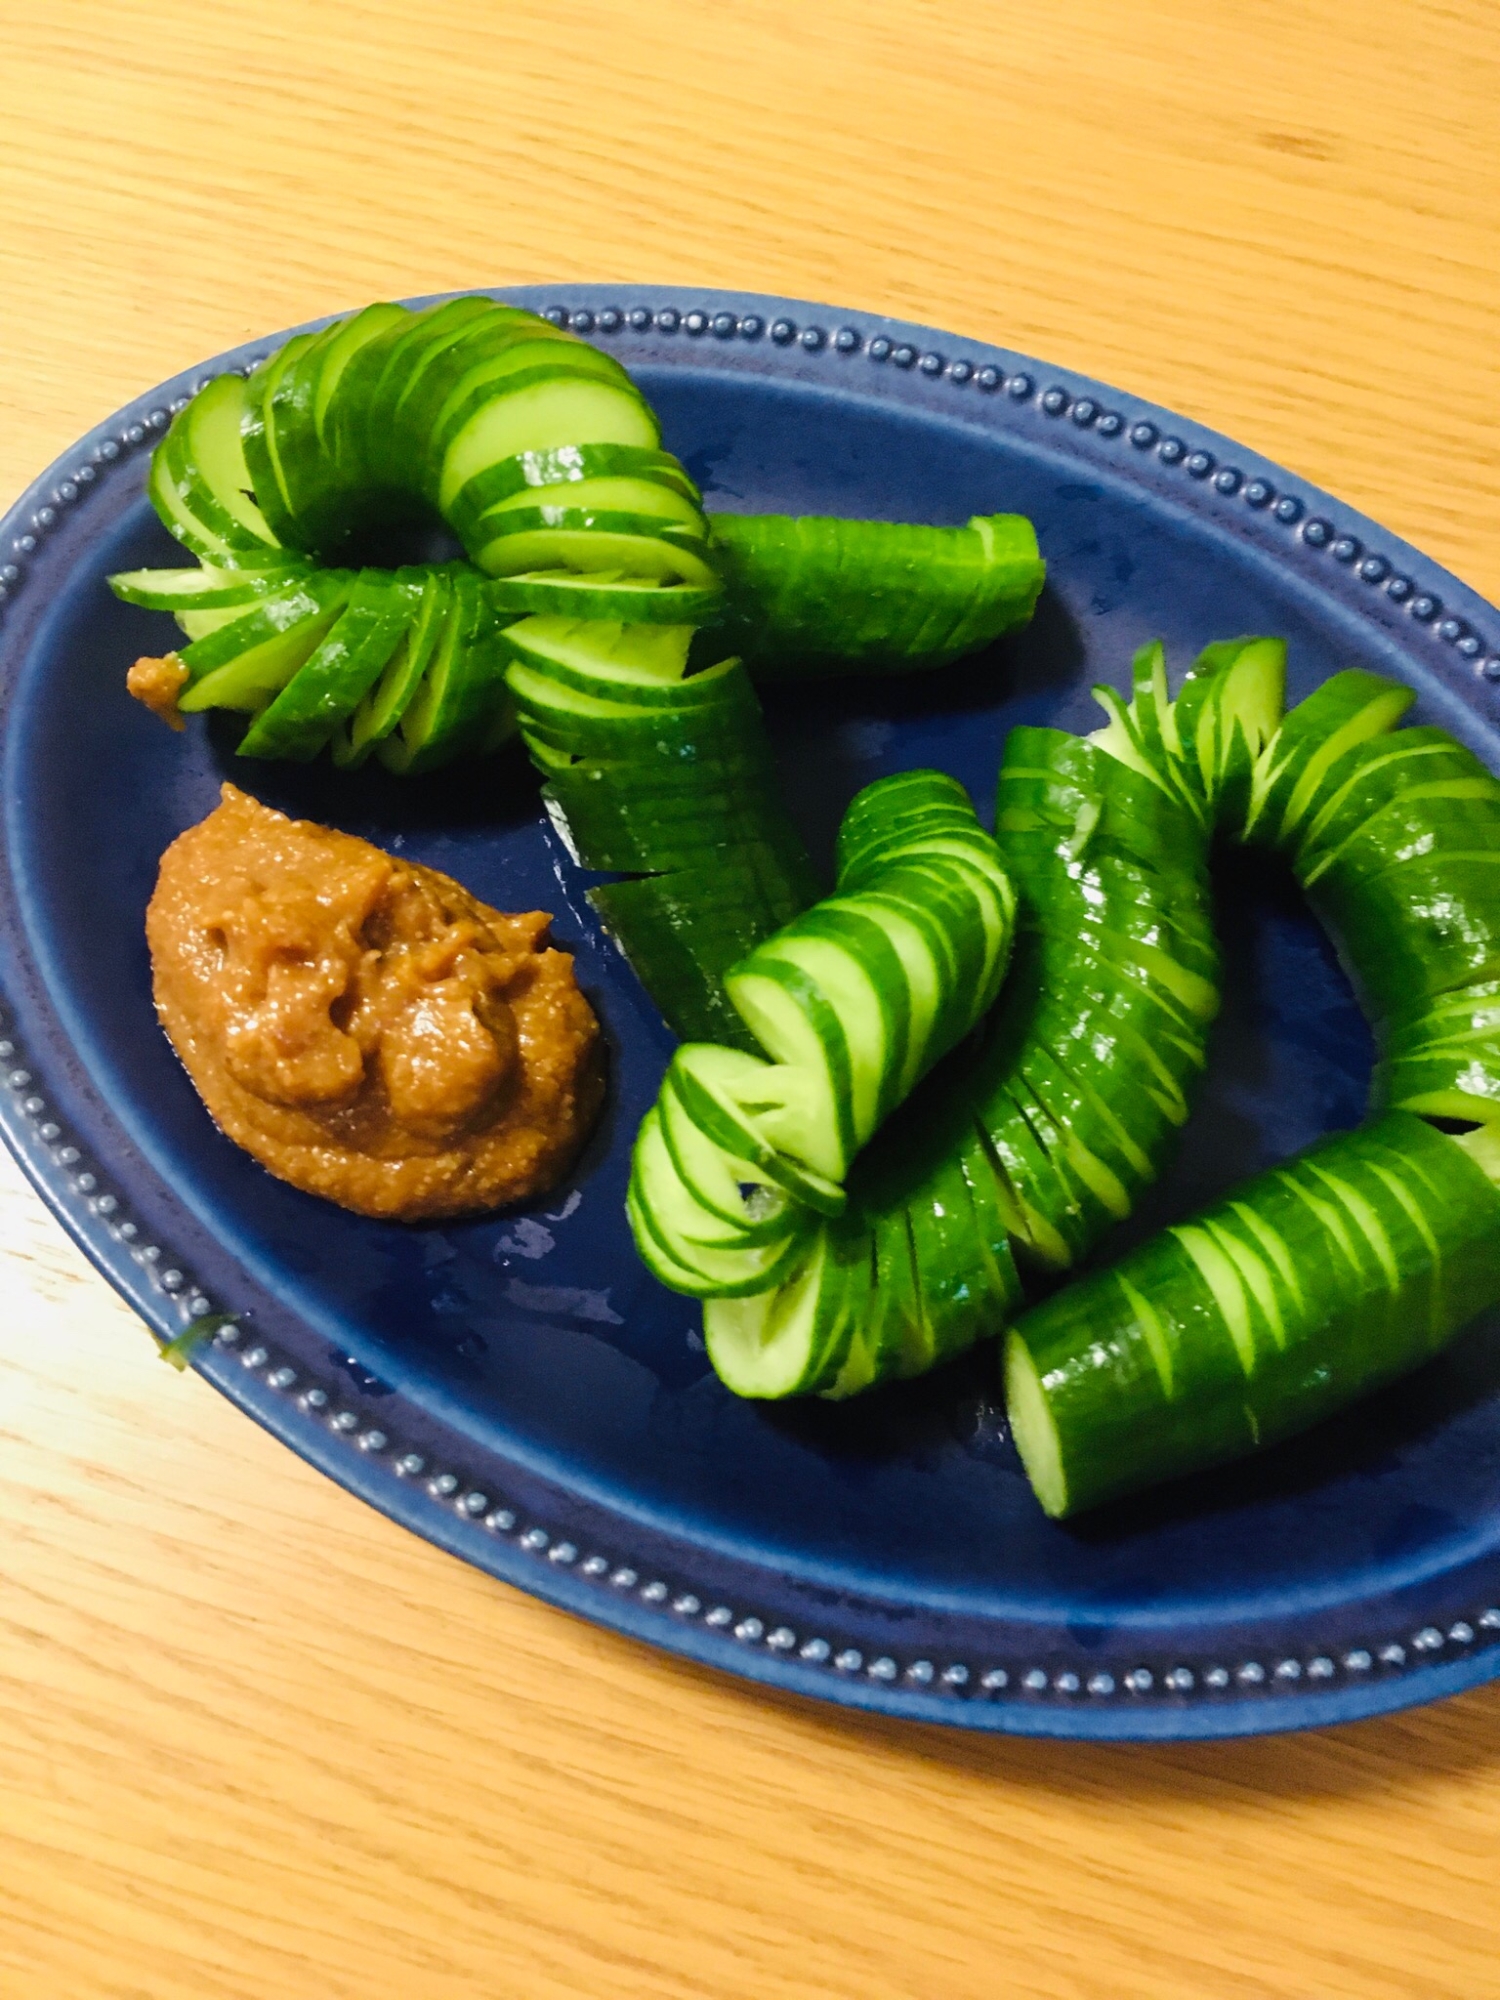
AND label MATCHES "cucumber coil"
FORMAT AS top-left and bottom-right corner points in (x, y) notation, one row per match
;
(626, 770), (1020, 1390)
(112, 300), (1046, 768)
(1006, 656), (1500, 1514)
(645, 632), (1500, 1502)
